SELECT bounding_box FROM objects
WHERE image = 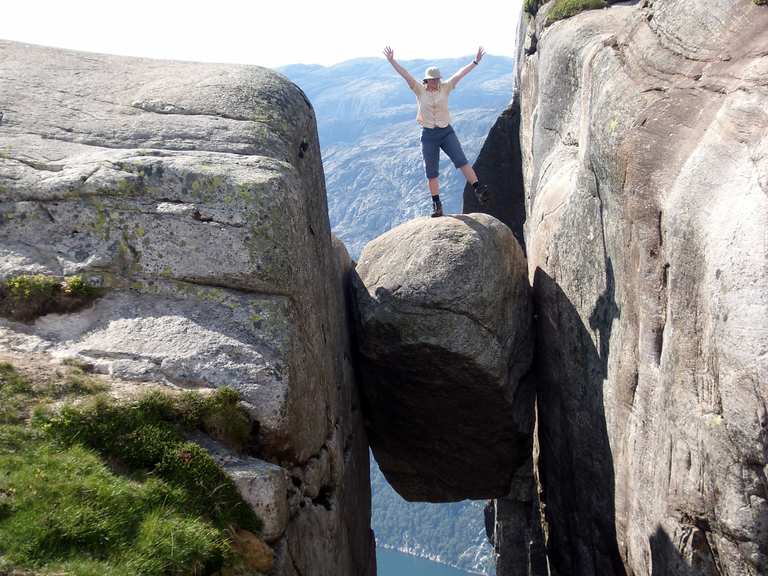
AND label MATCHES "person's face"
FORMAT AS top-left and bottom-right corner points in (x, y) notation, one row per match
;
(425, 78), (439, 91)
